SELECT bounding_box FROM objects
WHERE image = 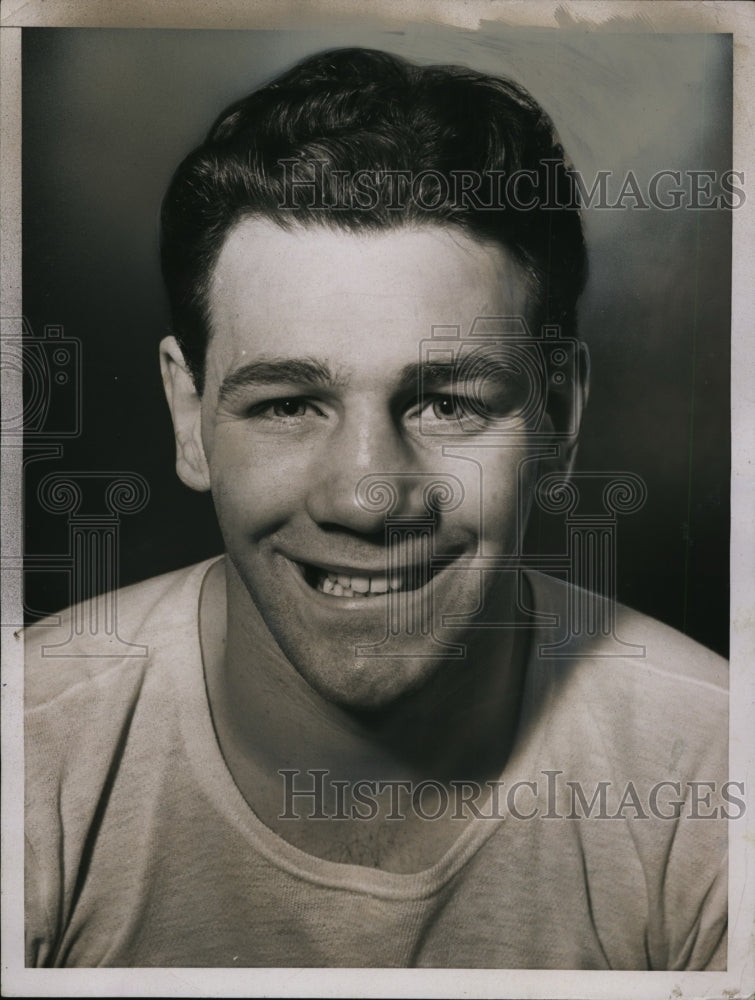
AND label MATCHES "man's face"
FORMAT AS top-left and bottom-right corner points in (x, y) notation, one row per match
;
(186, 219), (556, 710)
